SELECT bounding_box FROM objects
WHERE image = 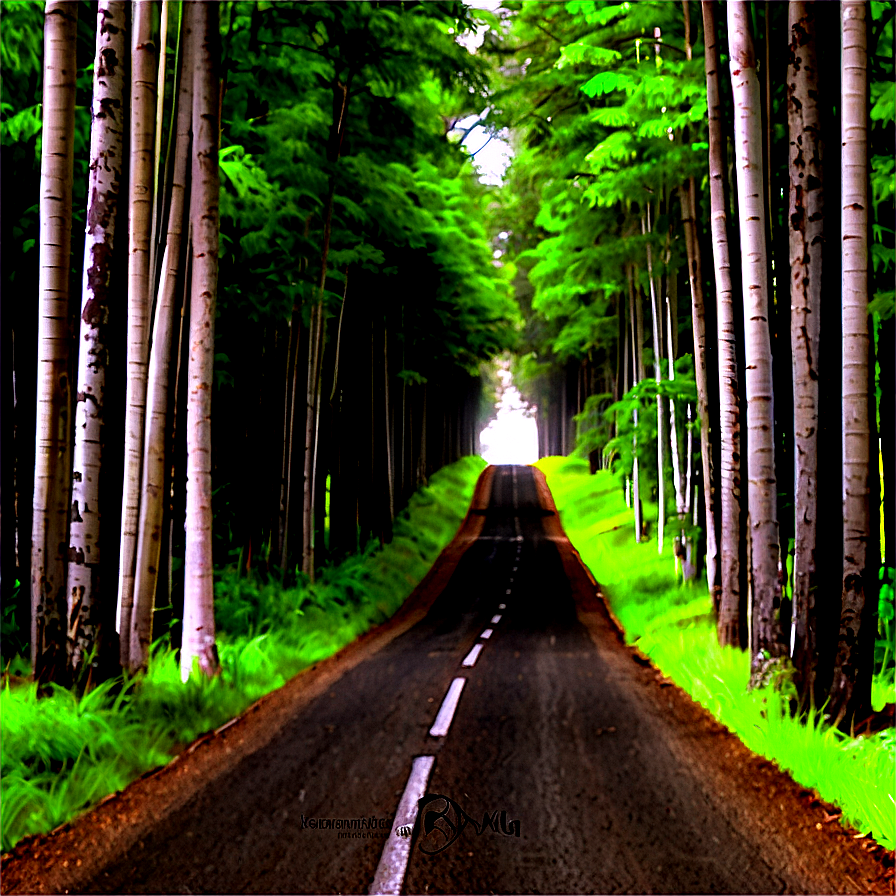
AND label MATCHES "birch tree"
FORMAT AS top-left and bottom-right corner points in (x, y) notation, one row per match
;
(131, 11), (193, 671)
(728, 1), (785, 673)
(830, 0), (876, 726)
(117, 1), (158, 665)
(181, 0), (220, 681)
(643, 207), (666, 556)
(681, 177), (718, 597)
(787, 0), (824, 706)
(32, 0), (78, 683)
(703, 0), (745, 648)
(67, 0), (127, 681)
